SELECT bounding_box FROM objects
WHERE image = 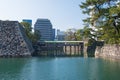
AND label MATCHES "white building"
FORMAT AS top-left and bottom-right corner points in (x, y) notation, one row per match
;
(56, 29), (65, 41)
